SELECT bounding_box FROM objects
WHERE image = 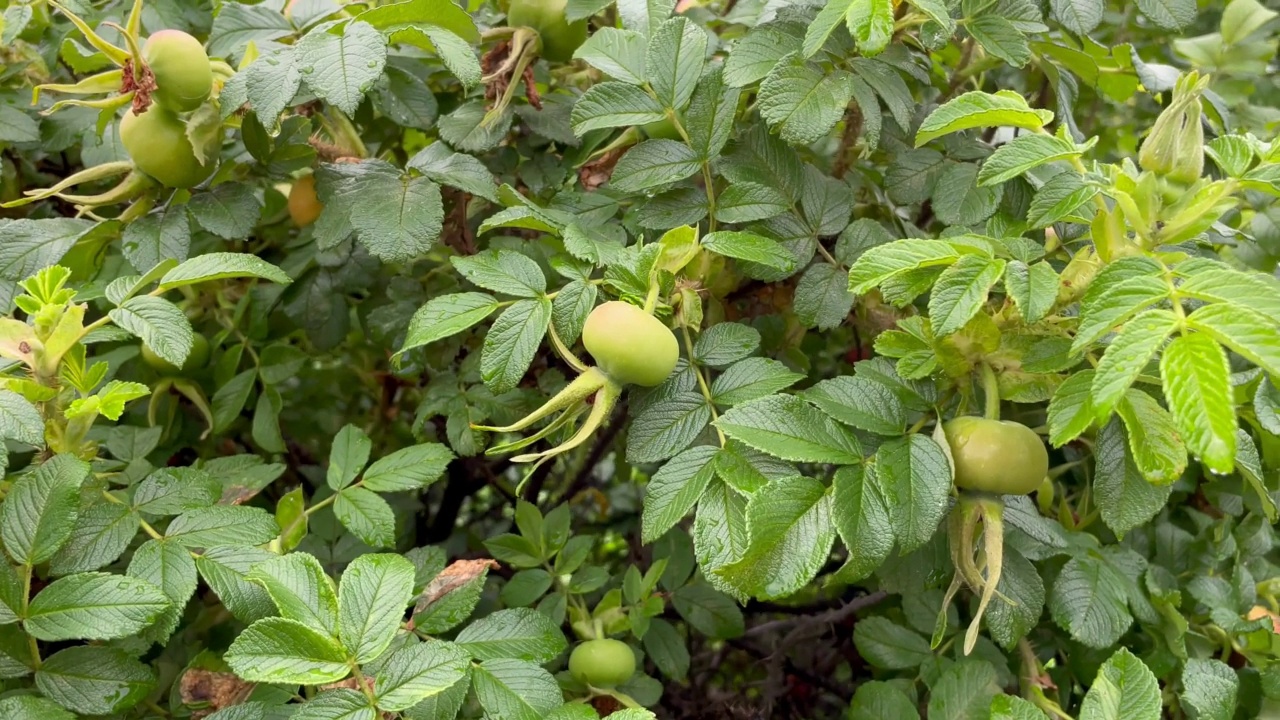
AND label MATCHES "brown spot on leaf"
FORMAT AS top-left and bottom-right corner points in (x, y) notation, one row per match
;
(180, 669), (254, 717)
(411, 558), (499, 621)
